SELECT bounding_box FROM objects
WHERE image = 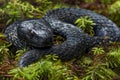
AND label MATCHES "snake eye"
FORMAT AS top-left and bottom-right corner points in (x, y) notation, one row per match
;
(29, 30), (35, 39)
